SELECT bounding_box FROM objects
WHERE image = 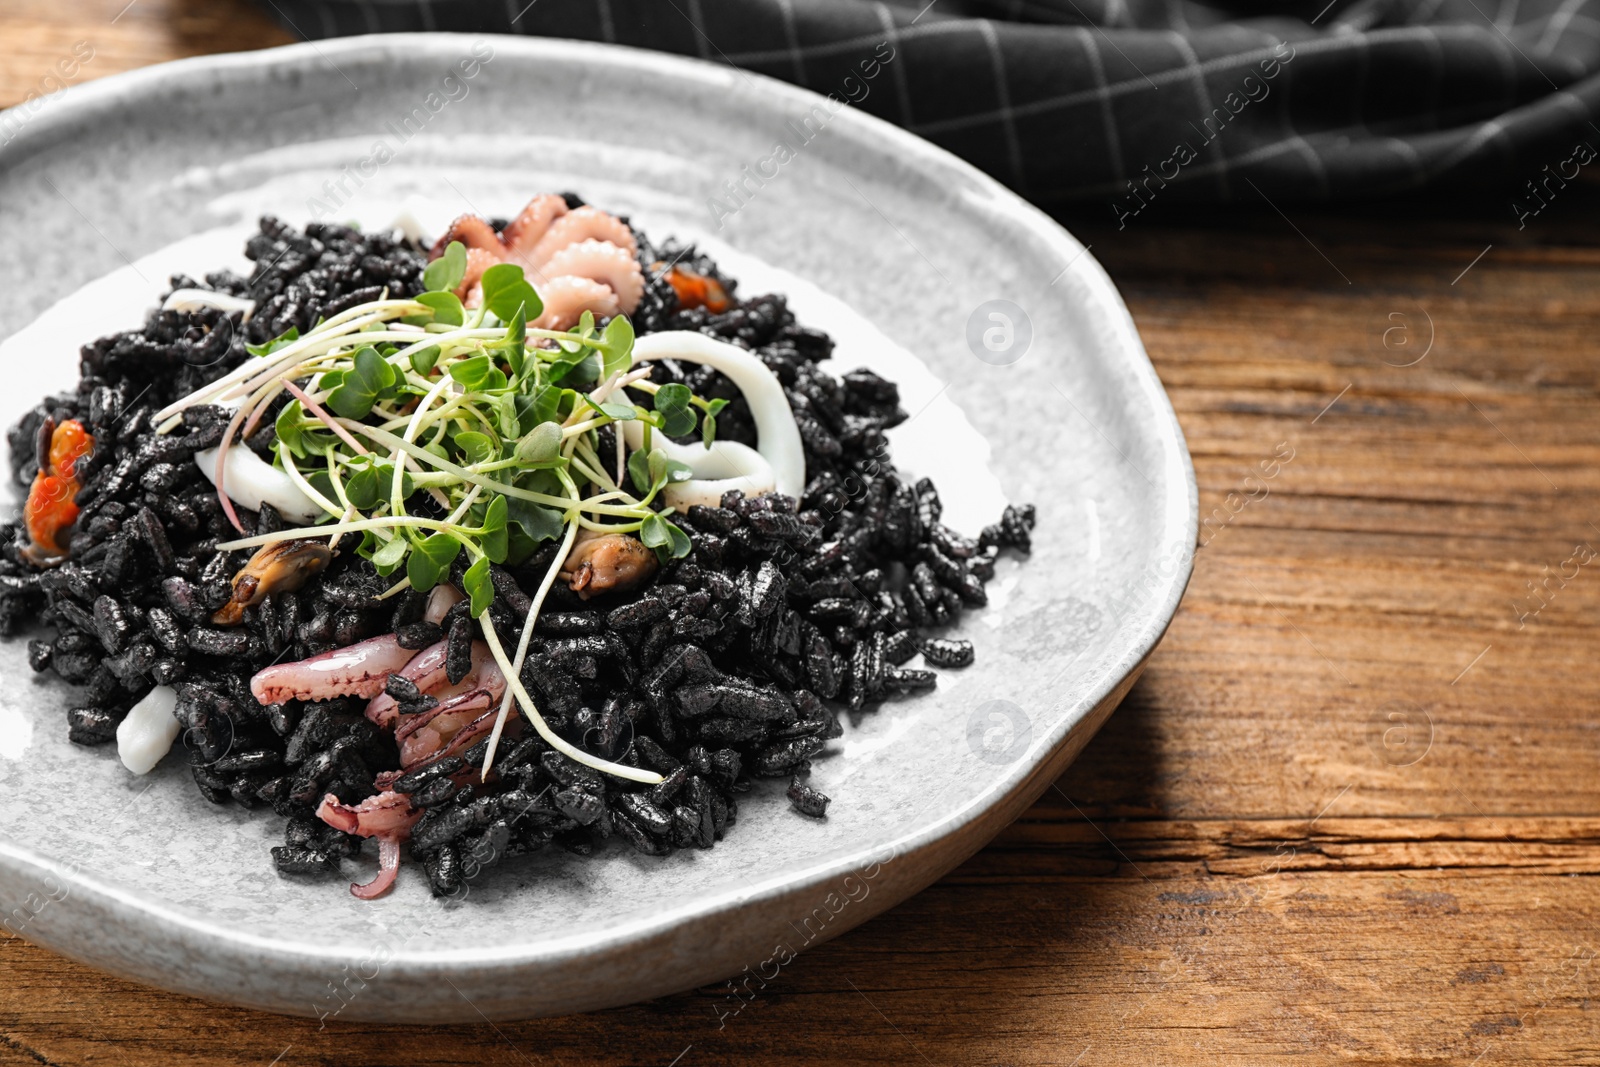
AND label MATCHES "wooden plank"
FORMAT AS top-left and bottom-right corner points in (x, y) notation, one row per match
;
(0, 0), (291, 110)
(7, 861), (1600, 1065)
